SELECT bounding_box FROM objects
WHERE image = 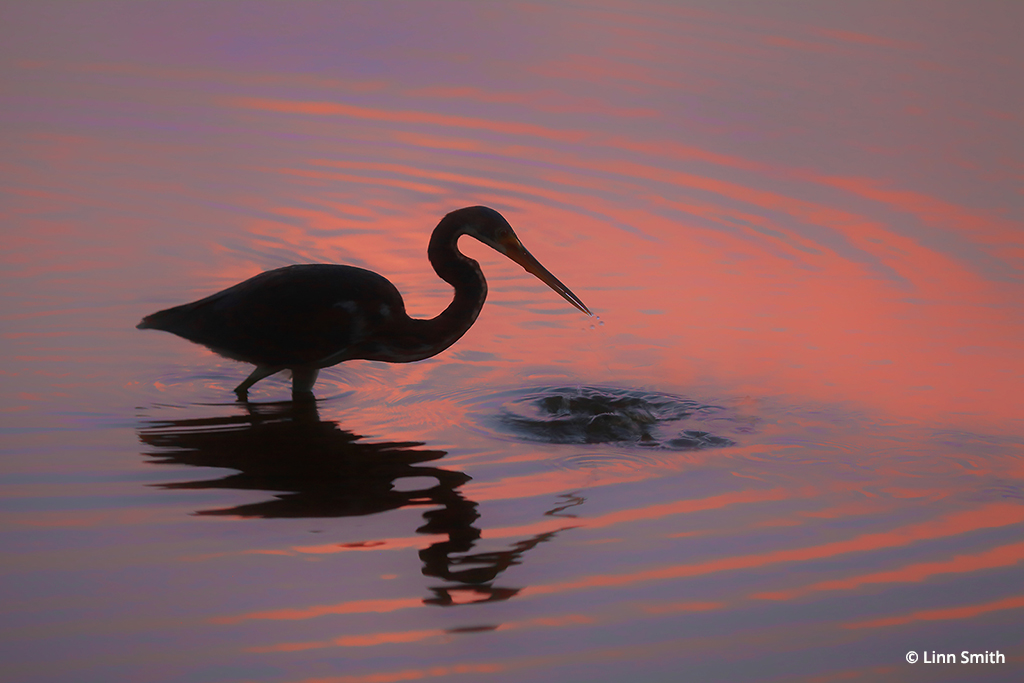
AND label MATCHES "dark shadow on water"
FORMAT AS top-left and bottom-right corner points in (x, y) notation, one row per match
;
(138, 397), (575, 606)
